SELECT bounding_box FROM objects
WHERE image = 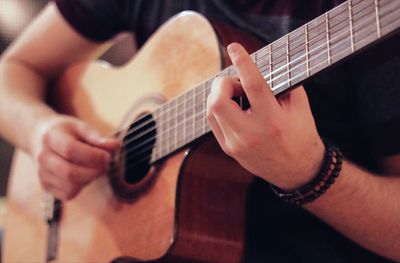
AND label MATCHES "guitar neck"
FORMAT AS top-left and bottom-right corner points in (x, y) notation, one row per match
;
(149, 0), (400, 162)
